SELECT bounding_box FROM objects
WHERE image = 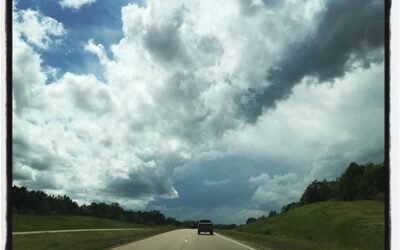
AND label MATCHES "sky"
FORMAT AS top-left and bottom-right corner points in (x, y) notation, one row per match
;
(12, 0), (385, 224)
